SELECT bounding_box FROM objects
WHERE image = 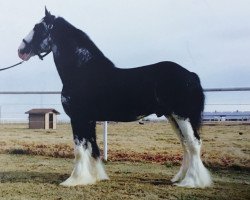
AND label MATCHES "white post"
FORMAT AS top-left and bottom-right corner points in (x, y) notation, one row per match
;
(103, 121), (108, 161)
(0, 106), (2, 124)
